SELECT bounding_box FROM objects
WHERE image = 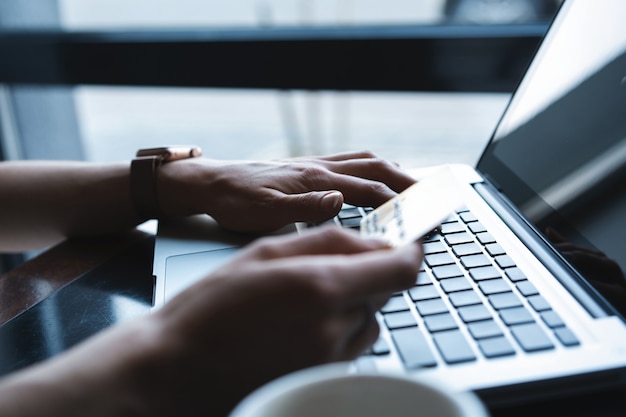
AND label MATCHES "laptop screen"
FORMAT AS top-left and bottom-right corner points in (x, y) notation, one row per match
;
(477, 1), (626, 314)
